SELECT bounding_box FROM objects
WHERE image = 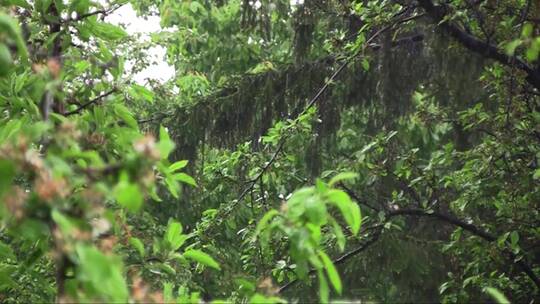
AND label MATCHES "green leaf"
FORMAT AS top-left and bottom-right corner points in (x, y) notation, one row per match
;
(51, 209), (77, 234)
(0, 241), (16, 260)
(330, 218), (346, 252)
(169, 160), (188, 172)
(0, 44), (13, 76)
(129, 84), (154, 103)
(159, 262), (176, 275)
(505, 39), (522, 56)
(165, 221), (187, 251)
(164, 176), (180, 198)
(328, 172), (358, 187)
(318, 251), (342, 294)
(113, 104), (138, 129)
(172, 172), (197, 187)
(0, 118), (22, 144)
(76, 244), (128, 302)
(0, 13), (29, 62)
(189, 1), (206, 14)
(0, 264), (16, 291)
(317, 269), (329, 303)
(249, 293), (286, 304)
(5, 0), (31, 9)
(521, 23), (533, 38)
(304, 195), (327, 226)
(129, 237), (145, 257)
(0, 159), (15, 197)
(534, 168), (540, 180)
(163, 282), (173, 302)
(149, 186), (162, 202)
(484, 287), (510, 304)
(254, 209), (279, 237)
(157, 126), (175, 159)
(88, 20), (127, 41)
(361, 58), (370, 71)
(326, 189), (362, 235)
(183, 249), (220, 270)
(510, 231), (519, 246)
(349, 202), (362, 235)
(113, 178), (143, 212)
(526, 44), (539, 62)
